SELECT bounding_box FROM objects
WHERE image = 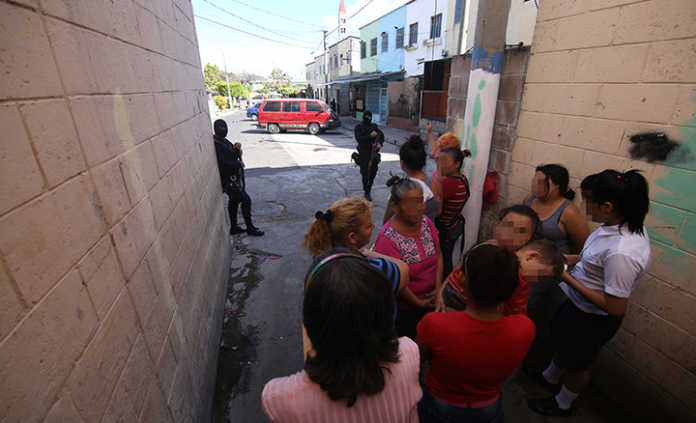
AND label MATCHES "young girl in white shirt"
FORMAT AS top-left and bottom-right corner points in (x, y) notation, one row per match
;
(528, 169), (651, 416)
